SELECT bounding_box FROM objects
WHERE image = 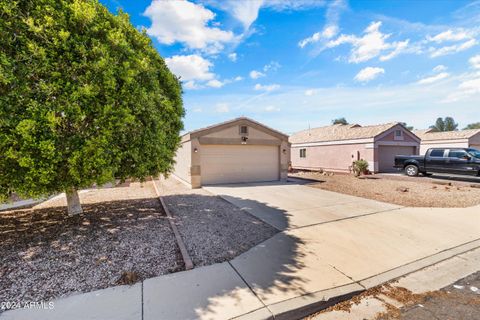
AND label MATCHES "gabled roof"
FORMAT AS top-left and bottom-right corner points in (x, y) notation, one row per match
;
(289, 122), (405, 144)
(413, 129), (480, 141)
(182, 117), (289, 141)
